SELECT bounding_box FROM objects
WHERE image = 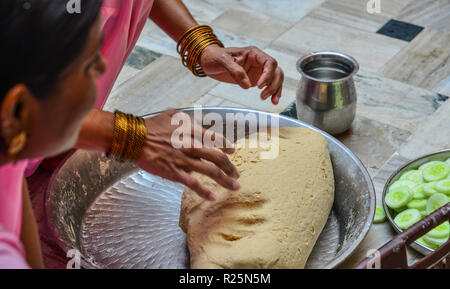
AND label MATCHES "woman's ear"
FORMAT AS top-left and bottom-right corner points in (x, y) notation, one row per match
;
(0, 84), (33, 155)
